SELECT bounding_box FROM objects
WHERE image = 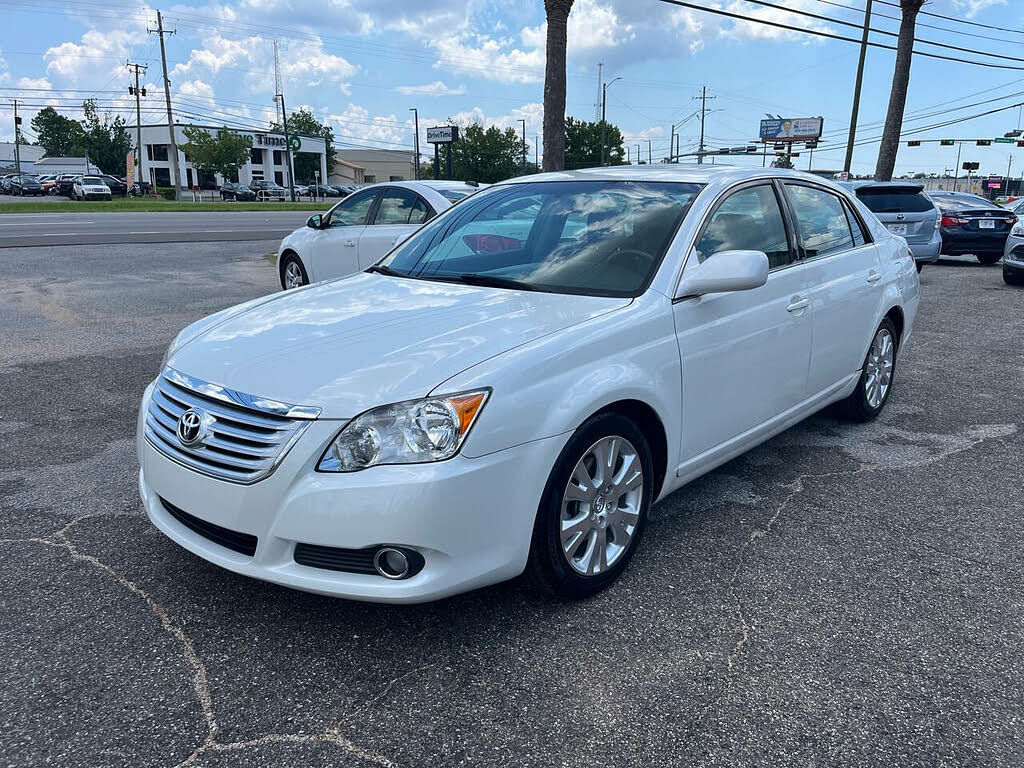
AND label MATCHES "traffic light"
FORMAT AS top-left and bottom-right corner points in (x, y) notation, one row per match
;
(977, 139), (992, 146)
(907, 140), (921, 147)
(940, 139), (955, 146)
